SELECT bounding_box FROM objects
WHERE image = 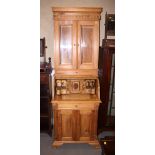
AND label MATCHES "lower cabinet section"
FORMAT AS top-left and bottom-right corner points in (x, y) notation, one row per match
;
(52, 102), (100, 148)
